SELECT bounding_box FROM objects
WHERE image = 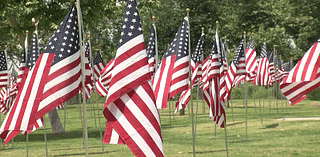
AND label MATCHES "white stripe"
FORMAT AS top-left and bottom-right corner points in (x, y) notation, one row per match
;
(108, 102), (157, 157)
(109, 128), (120, 144)
(116, 35), (144, 57)
(154, 57), (172, 109)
